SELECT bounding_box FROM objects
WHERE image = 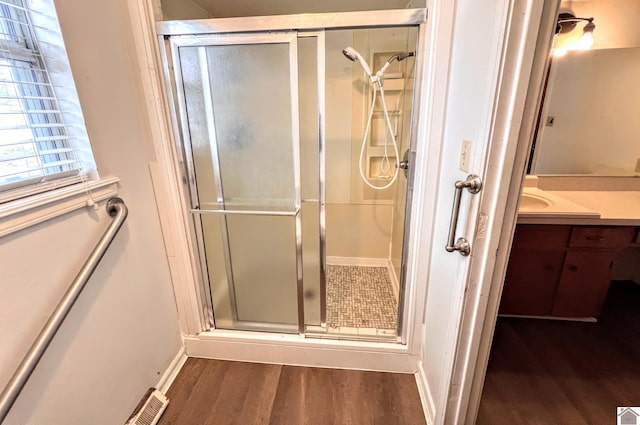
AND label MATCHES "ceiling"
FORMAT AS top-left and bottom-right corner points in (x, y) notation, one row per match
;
(190, 0), (412, 17)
